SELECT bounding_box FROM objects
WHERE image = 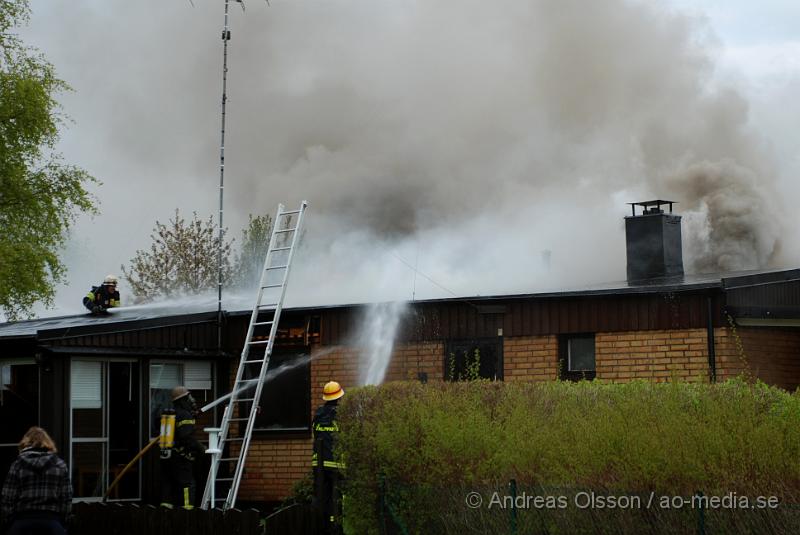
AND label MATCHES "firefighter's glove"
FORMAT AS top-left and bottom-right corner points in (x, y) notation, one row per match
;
(92, 305), (105, 314)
